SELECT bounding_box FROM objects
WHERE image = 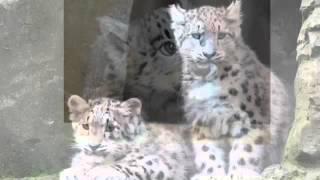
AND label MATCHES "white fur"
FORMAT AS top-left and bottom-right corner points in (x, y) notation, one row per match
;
(188, 83), (221, 100)
(168, 4), (186, 25)
(193, 139), (227, 178)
